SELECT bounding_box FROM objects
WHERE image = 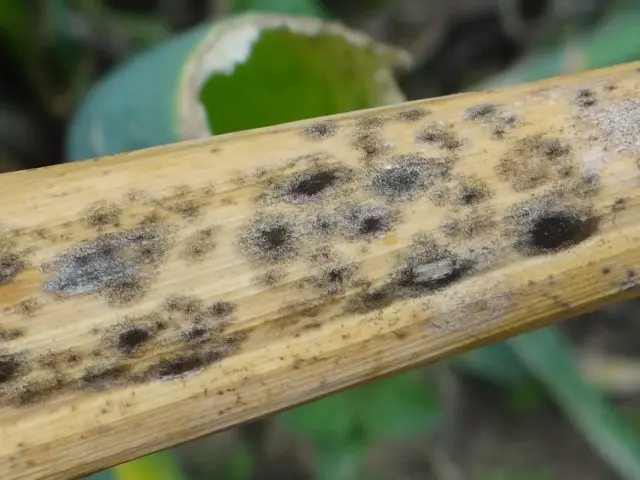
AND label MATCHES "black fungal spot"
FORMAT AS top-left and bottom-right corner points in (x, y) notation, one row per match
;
(464, 104), (517, 138)
(440, 211), (496, 239)
(351, 131), (388, 161)
(464, 103), (498, 120)
(291, 170), (337, 197)
(496, 134), (573, 190)
(164, 295), (204, 315)
(393, 238), (475, 295)
(357, 115), (386, 129)
(314, 263), (357, 294)
(396, 108), (428, 122)
(105, 277), (147, 305)
(369, 153), (451, 201)
(508, 197), (600, 255)
(147, 347), (229, 379)
(602, 266), (611, 275)
(613, 198), (626, 212)
(529, 212), (593, 252)
(240, 215), (301, 262)
(38, 349), (82, 370)
(415, 123), (462, 150)
(0, 353), (24, 384)
(207, 301), (236, 318)
(345, 285), (395, 314)
(275, 165), (352, 204)
(42, 225), (171, 302)
(12, 376), (68, 406)
(575, 89), (597, 108)
(172, 199), (203, 220)
(303, 122), (336, 139)
(152, 354), (204, 377)
(309, 212), (339, 237)
(340, 203), (396, 238)
(453, 175), (491, 205)
(0, 251), (24, 284)
(116, 325), (152, 354)
(86, 202), (121, 230)
(81, 364), (130, 388)
(15, 298), (41, 317)
(571, 173), (601, 199)
(0, 328), (24, 341)
(182, 226), (218, 261)
(182, 326), (209, 343)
